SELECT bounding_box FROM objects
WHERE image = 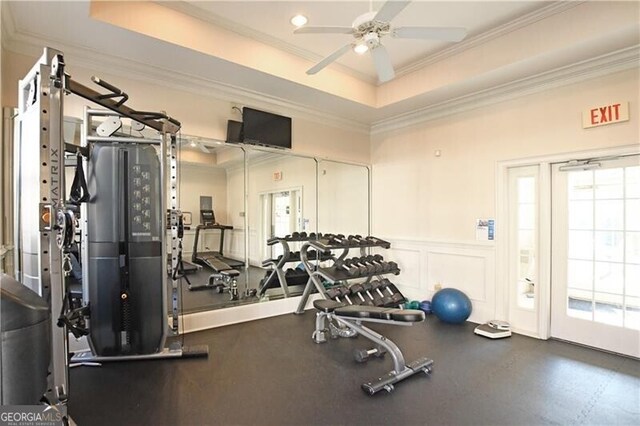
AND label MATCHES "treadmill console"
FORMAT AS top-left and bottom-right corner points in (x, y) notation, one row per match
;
(201, 209), (216, 226)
